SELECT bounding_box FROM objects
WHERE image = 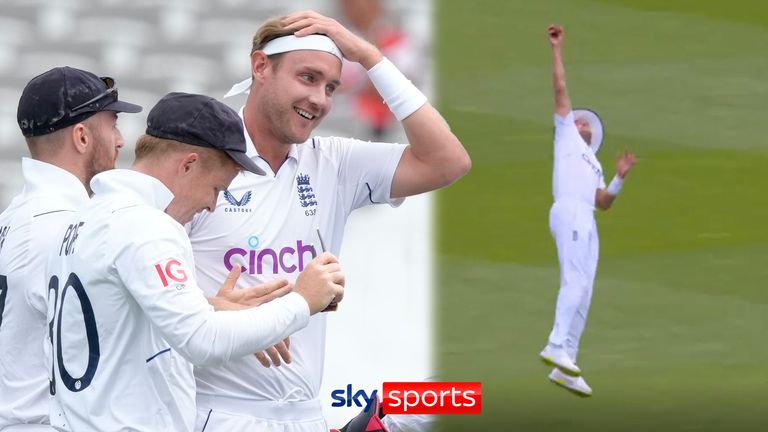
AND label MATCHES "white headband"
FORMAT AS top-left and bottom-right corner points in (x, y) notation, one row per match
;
(224, 34), (343, 98)
(263, 34), (343, 61)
